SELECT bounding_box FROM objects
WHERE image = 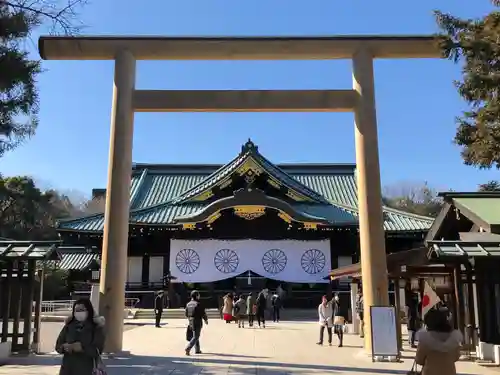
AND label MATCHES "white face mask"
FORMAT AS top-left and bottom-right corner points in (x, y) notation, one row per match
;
(334, 296), (339, 301)
(74, 311), (88, 322)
